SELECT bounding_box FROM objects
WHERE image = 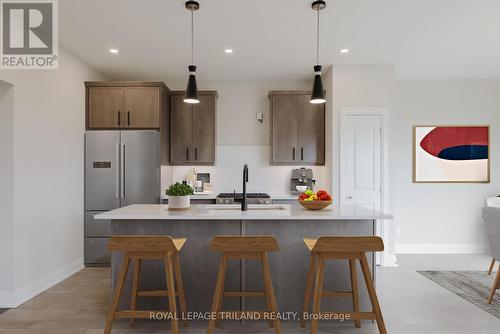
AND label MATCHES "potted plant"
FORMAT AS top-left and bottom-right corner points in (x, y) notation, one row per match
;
(166, 182), (194, 210)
